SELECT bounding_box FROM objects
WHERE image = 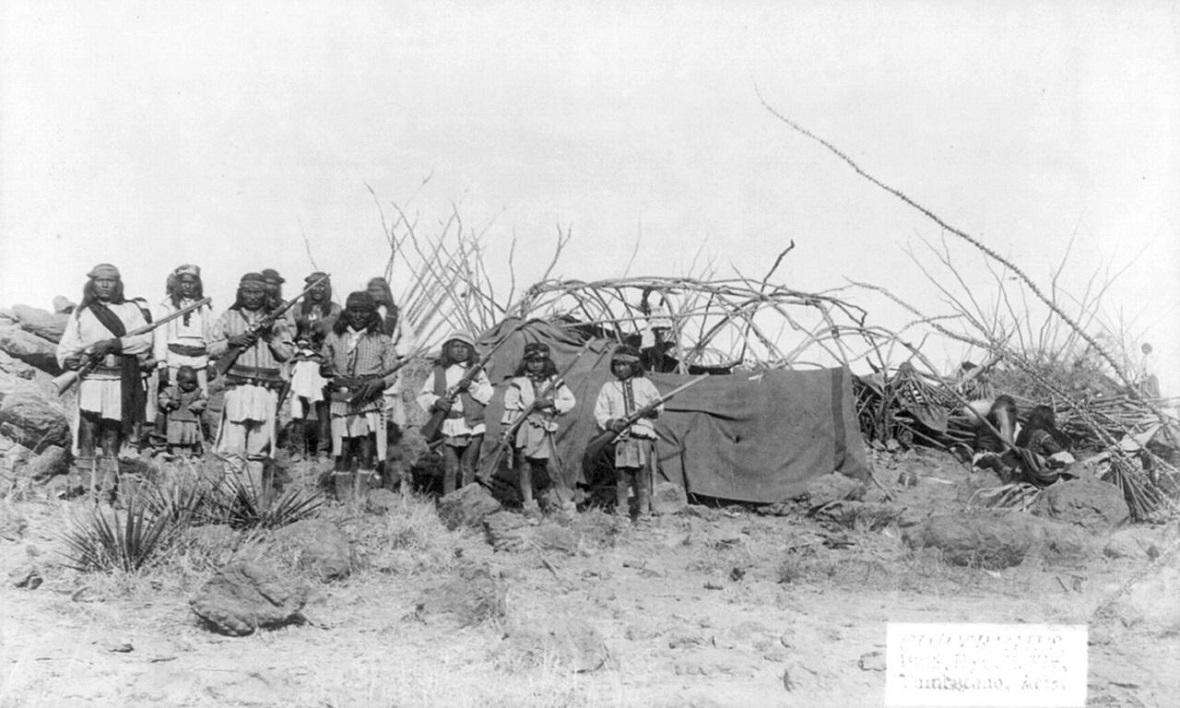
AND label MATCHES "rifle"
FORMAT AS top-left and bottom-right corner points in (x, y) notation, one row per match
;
(420, 333), (518, 443)
(54, 297), (213, 395)
(478, 343), (595, 479)
(583, 374), (710, 464)
(214, 274), (329, 378)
